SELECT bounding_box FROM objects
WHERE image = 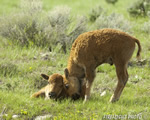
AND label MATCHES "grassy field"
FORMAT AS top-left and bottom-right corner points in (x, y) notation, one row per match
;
(0, 0), (150, 120)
